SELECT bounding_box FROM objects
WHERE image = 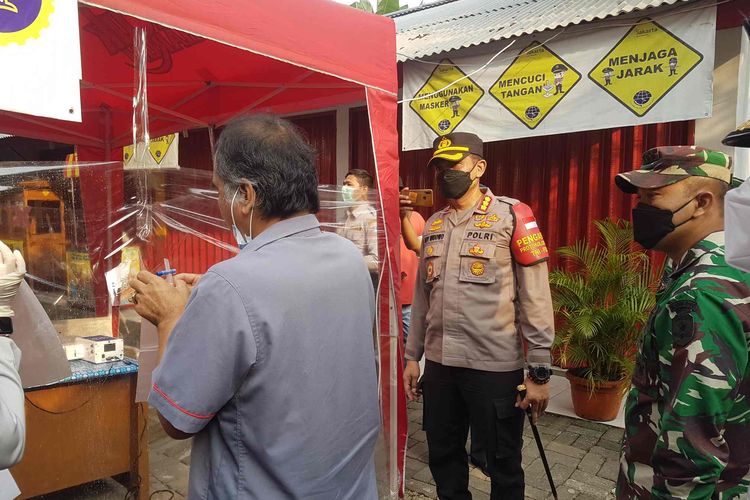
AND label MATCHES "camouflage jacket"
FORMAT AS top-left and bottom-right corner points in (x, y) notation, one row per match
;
(618, 232), (750, 499)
